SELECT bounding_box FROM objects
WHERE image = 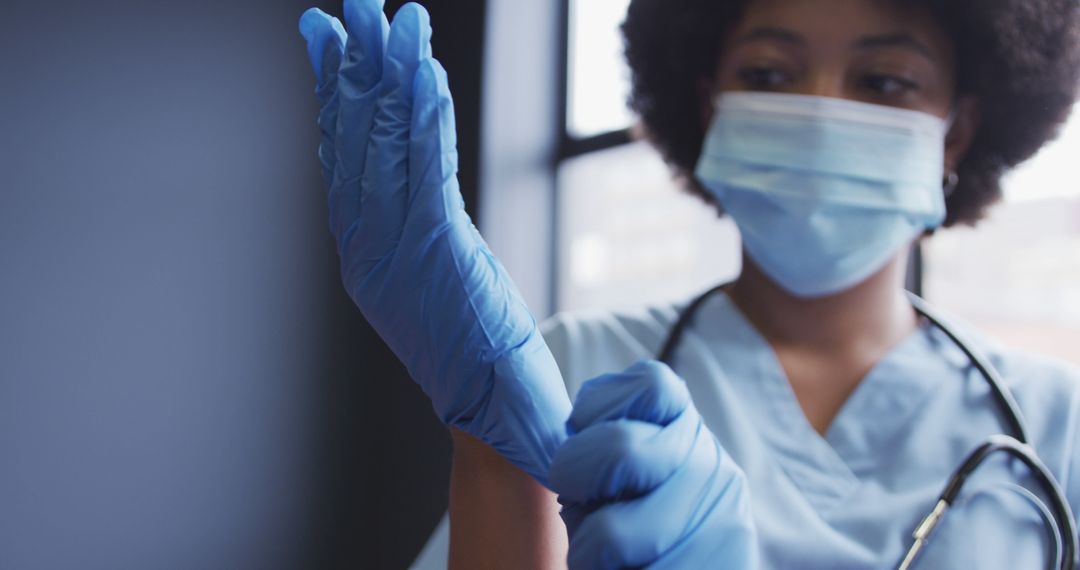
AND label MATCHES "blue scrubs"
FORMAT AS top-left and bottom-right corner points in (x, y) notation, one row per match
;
(413, 291), (1080, 569)
(545, 291), (1080, 569)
